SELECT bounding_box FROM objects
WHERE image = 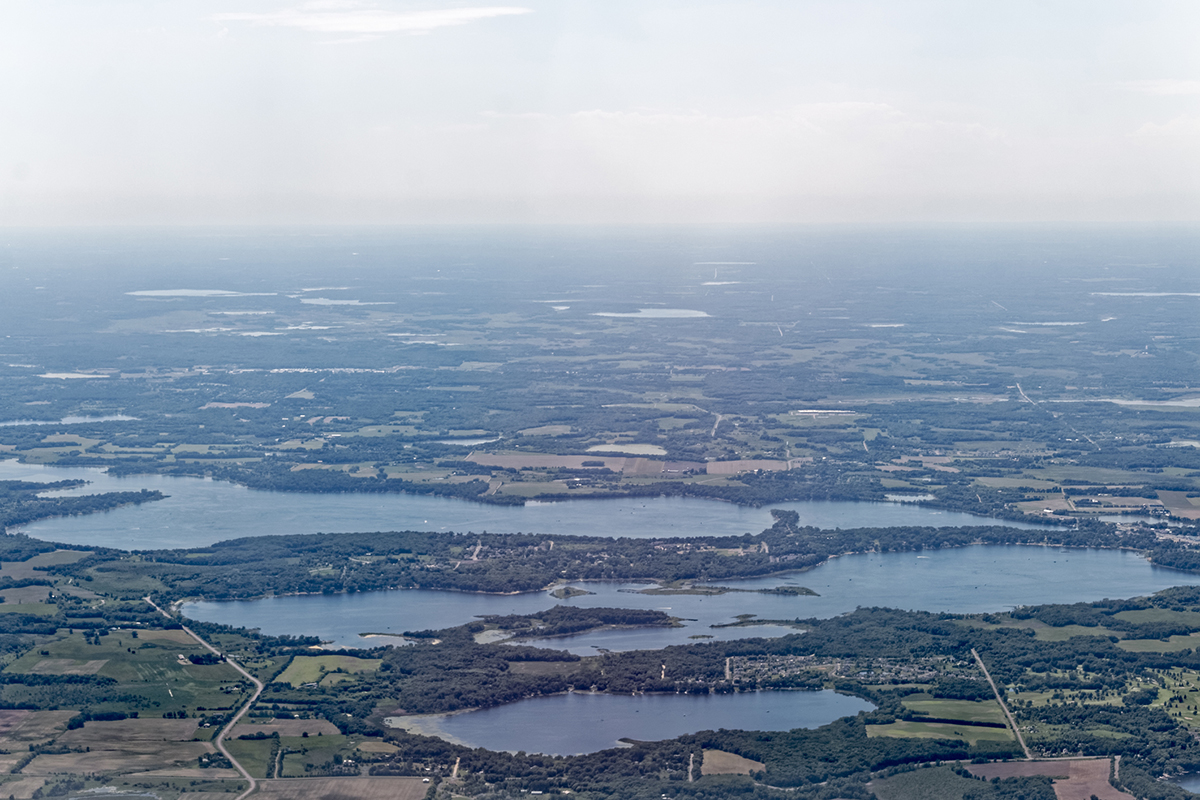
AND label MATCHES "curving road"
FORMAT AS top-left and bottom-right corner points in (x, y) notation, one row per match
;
(145, 596), (265, 799)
